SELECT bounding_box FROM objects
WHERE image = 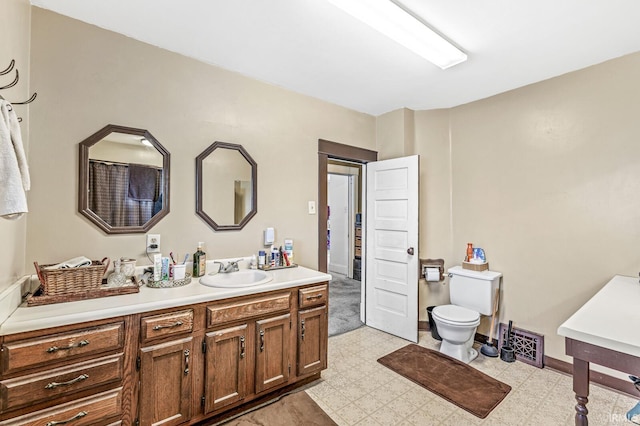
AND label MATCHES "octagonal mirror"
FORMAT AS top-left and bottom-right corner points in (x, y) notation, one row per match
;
(196, 141), (257, 231)
(78, 124), (170, 234)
